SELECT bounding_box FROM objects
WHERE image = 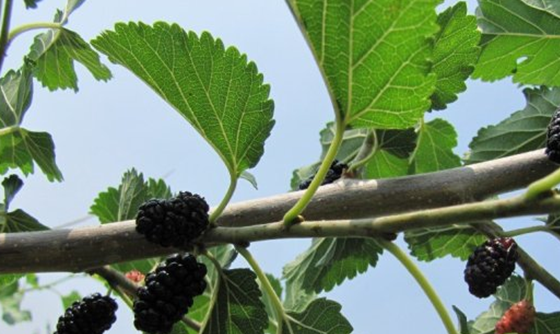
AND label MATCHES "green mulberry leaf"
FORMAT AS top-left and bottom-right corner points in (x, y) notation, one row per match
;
(469, 276), (526, 334)
(430, 2), (480, 110)
(0, 175), (47, 233)
(288, 0), (438, 128)
(467, 87), (560, 164)
(534, 312), (560, 334)
(0, 65), (63, 181)
(201, 268), (268, 334)
(0, 280), (31, 325)
(405, 225), (487, 261)
(473, 0), (560, 85)
(2, 175), (23, 210)
(92, 23), (275, 179)
(283, 238), (383, 311)
(281, 298), (353, 334)
(410, 118), (461, 174)
(27, 0), (109, 91)
(90, 168), (173, 273)
(28, 29), (112, 91)
(24, 0), (42, 9)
